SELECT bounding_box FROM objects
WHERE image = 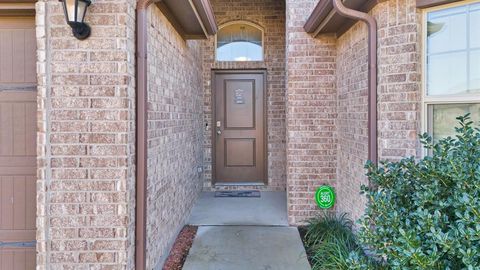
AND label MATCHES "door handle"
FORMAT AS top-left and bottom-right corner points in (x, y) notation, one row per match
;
(216, 121), (222, 135)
